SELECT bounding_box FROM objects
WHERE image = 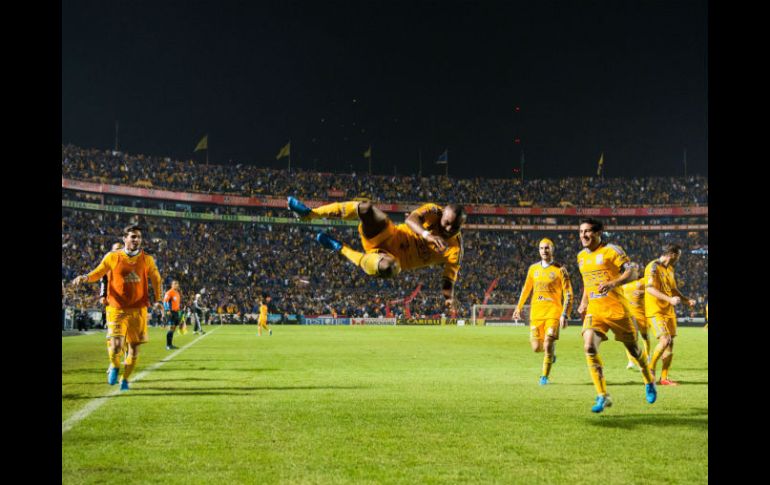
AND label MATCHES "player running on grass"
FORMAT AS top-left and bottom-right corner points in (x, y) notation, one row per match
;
(72, 224), (162, 391)
(576, 218), (656, 413)
(512, 238), (573, 386)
